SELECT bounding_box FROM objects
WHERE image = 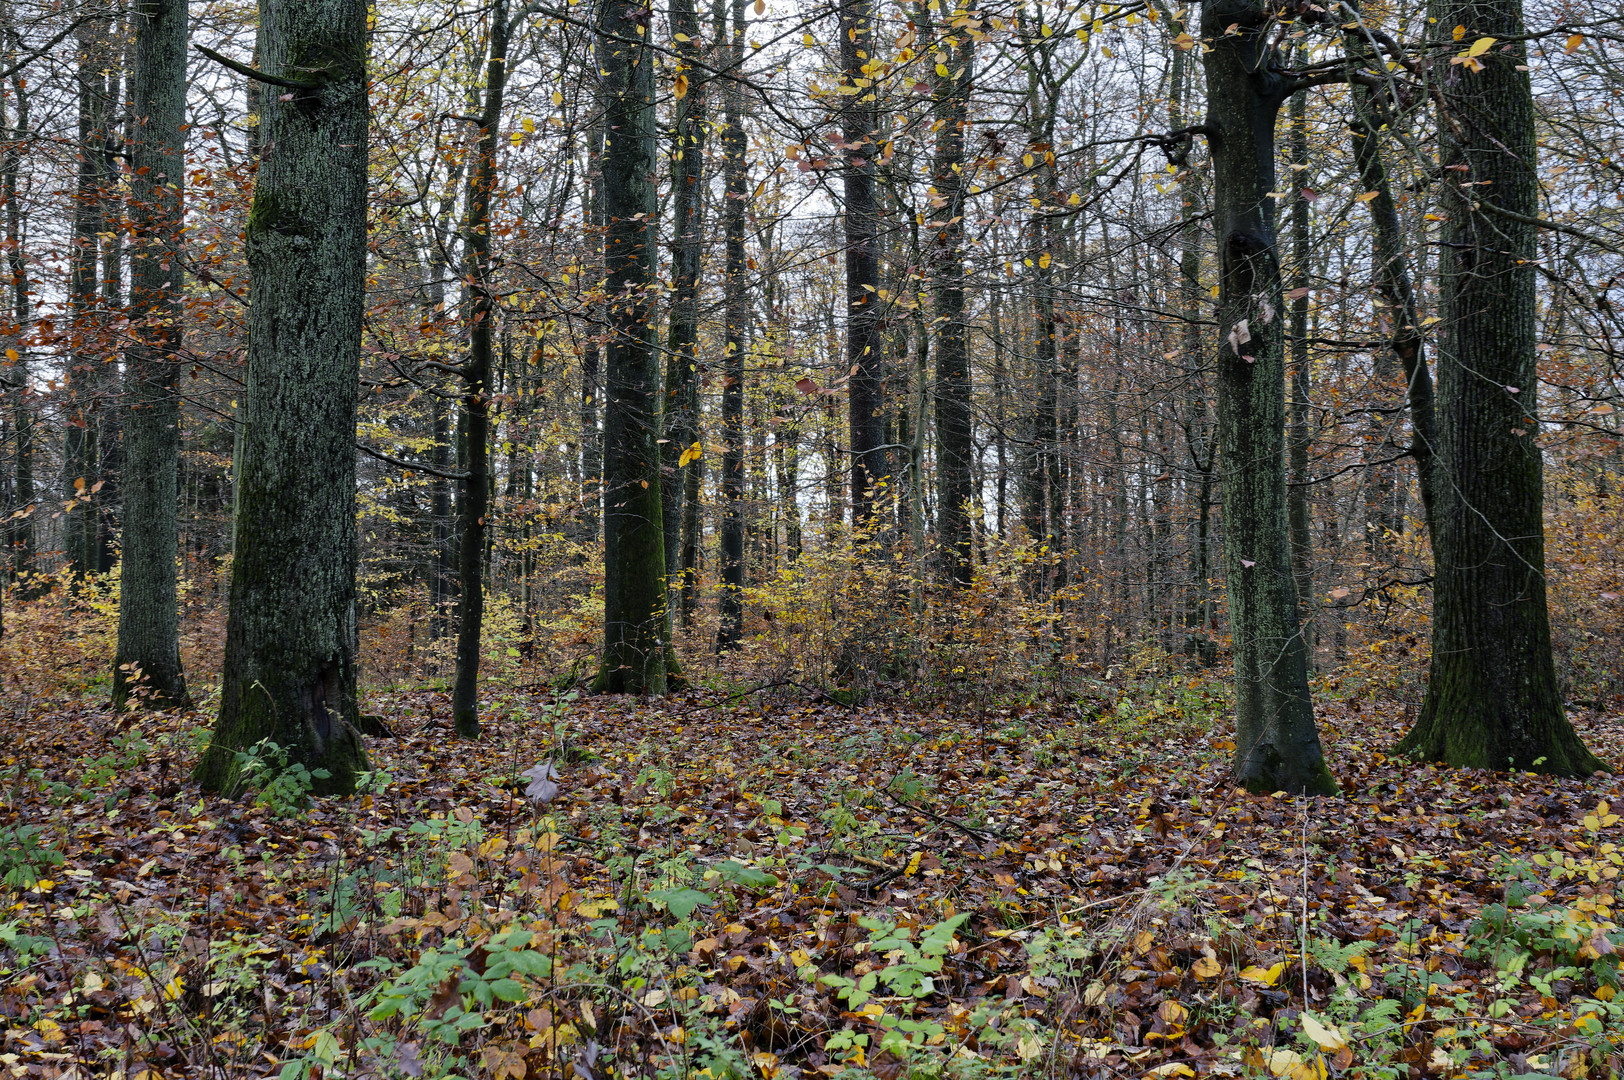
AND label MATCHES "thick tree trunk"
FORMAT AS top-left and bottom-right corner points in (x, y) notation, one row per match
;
(716, 0), (746, 650)
(195, 0), (371, 795)
(1200, 0), (1334, 794)
(1397, 0), (1602, 775)
(930, 19), (973, 585)
(840, 0), (882, 524)
(591, 0), (672, 693)
(114, 0), (190, 708)
(450, 0), (512, 739)
(661, 0), (705, 593)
